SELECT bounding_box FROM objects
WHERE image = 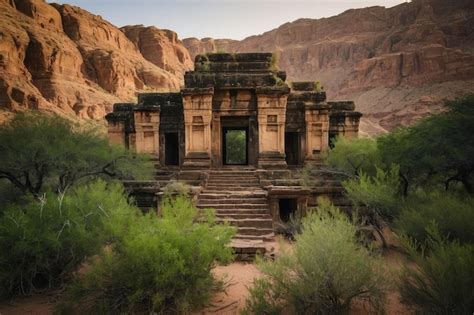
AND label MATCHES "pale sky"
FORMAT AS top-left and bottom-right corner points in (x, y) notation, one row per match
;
(51, 0), (407, 40)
